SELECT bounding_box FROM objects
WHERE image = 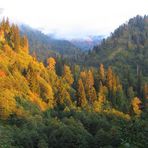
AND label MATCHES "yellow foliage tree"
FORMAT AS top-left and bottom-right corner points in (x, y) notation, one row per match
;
(106, 67), (113, 91)
(99, 64), (105, 81)
(85, 70), (97, 105)
(62, 65), (74, 85)
(93, 82), (108, 112)
(0, 29), (5, 43)
(55, 79), (72, 107)
(38, 77), (54, 108)
(80, 71), (87, 85)
(47, 57), (56, 72)
(21, 35), (29, 53)
(131, 97), (142, 117)
(76, 78), (87, 108)
(143, 83), (148, 100)
(26, 62), (40, 94)
(11, 24), (20, 52)
(0, 89), (16, 119)
(86, 70), (94, 87)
